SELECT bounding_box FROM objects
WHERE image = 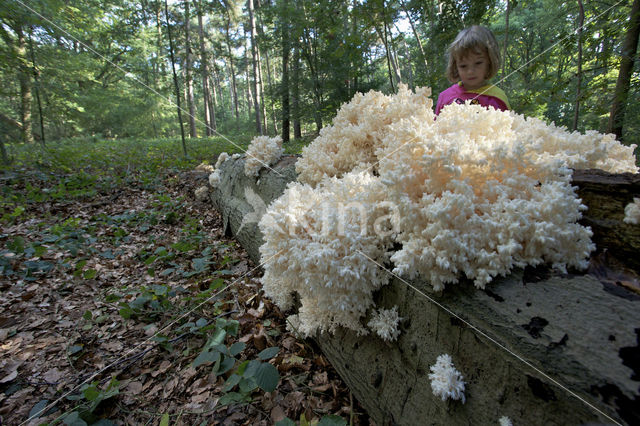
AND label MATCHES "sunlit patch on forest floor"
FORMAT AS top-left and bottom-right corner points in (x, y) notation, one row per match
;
(0, 165), (370, 425)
